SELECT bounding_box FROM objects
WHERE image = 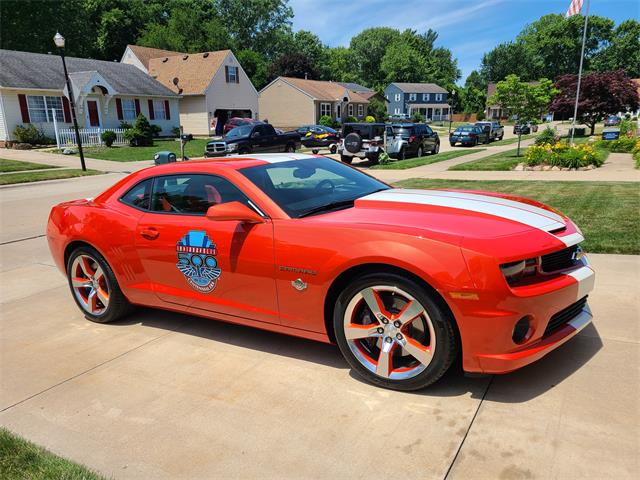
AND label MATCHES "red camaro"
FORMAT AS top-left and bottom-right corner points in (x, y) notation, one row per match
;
(47, 154), (595, 390)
